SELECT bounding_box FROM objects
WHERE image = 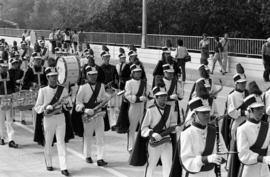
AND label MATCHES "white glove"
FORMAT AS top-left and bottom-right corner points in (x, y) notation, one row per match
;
(46, 105), (53, 110)
(170, 94), (178, 100)
(152, 133), (162, 141)
(84, 108), (94, 116)
(175, 125), (184, 133)
(207, 154), (222, 165)
(139, 96), (147, 102)
(131, 95), (137, 103)
(263, 156), (270, 165)
(76, 104), (84, 112)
